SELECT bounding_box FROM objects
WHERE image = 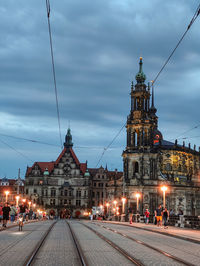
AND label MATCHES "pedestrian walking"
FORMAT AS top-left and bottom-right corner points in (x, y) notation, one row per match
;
(19, 203), (27, 220)
(128, 207), (133, 224)
(2, 202), (11, 228)
(155, 205), (163, 227)
(10, 204), (17, 222)
(163, 207), (169, 229)
(144, 209), (150, 224)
